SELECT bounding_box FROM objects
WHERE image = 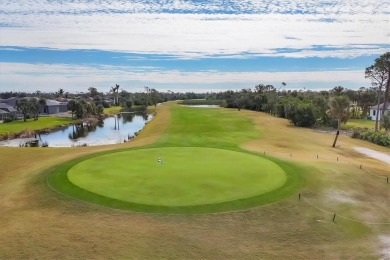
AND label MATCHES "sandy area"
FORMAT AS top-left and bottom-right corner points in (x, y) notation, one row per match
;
(354, 147), (390, 165)
(379, 235), (390, 260)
